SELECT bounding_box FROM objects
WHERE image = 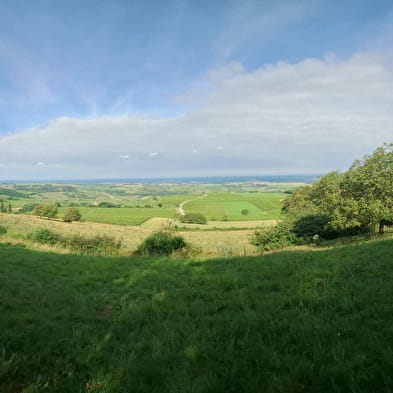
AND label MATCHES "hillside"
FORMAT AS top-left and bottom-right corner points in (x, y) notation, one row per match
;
(1, 240), (393, 392)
